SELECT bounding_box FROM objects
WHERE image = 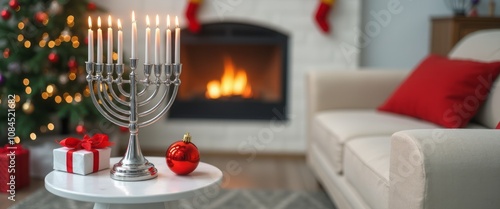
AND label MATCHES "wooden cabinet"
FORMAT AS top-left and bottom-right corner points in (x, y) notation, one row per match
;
(431, 17), (500, 56)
